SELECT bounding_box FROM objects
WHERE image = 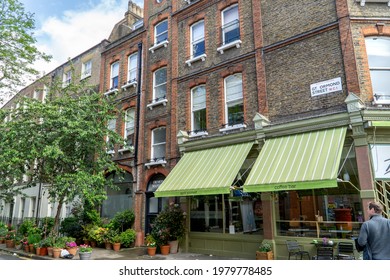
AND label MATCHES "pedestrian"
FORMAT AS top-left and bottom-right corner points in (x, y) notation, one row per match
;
(357, 201), (390, 260)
